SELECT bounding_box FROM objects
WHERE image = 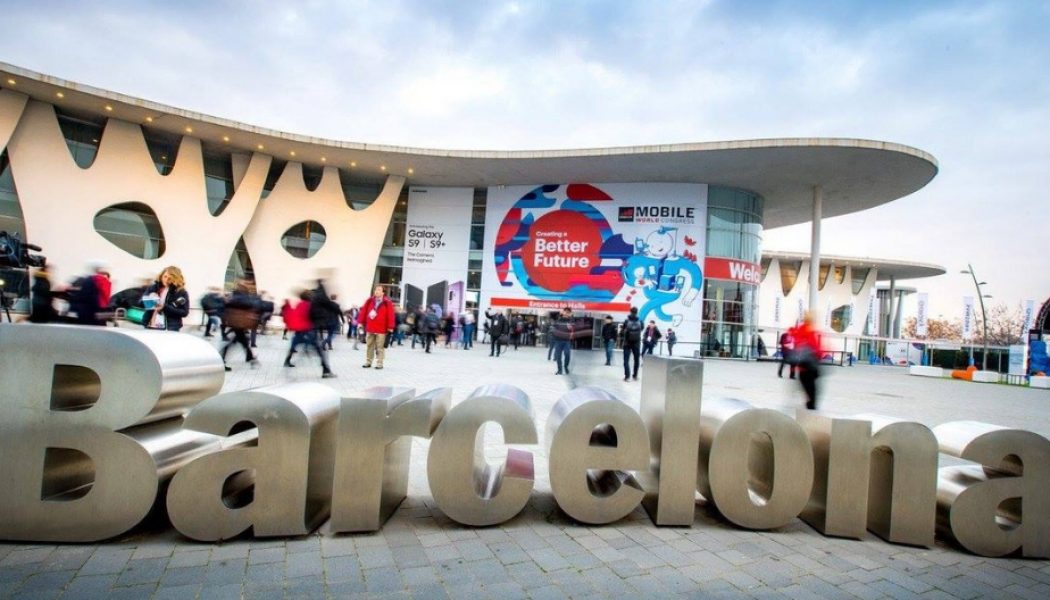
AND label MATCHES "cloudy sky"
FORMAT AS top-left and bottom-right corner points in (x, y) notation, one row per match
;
(2, 0), (1047, 319)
